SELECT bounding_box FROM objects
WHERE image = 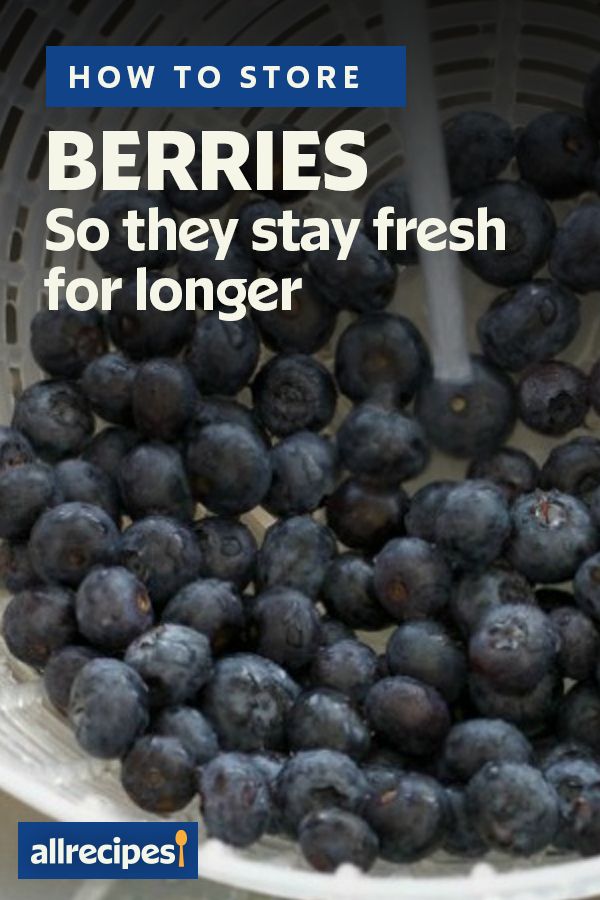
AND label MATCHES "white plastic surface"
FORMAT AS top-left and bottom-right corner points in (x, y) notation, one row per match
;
(1, 0), (600, 897)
